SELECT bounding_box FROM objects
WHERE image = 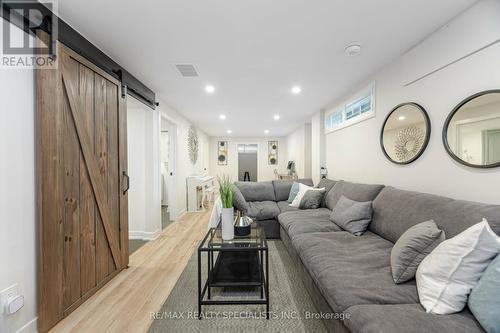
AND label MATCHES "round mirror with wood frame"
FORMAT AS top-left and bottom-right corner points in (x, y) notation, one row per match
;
(380, 102), (431, 165)
(443, 90), (500, 169)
